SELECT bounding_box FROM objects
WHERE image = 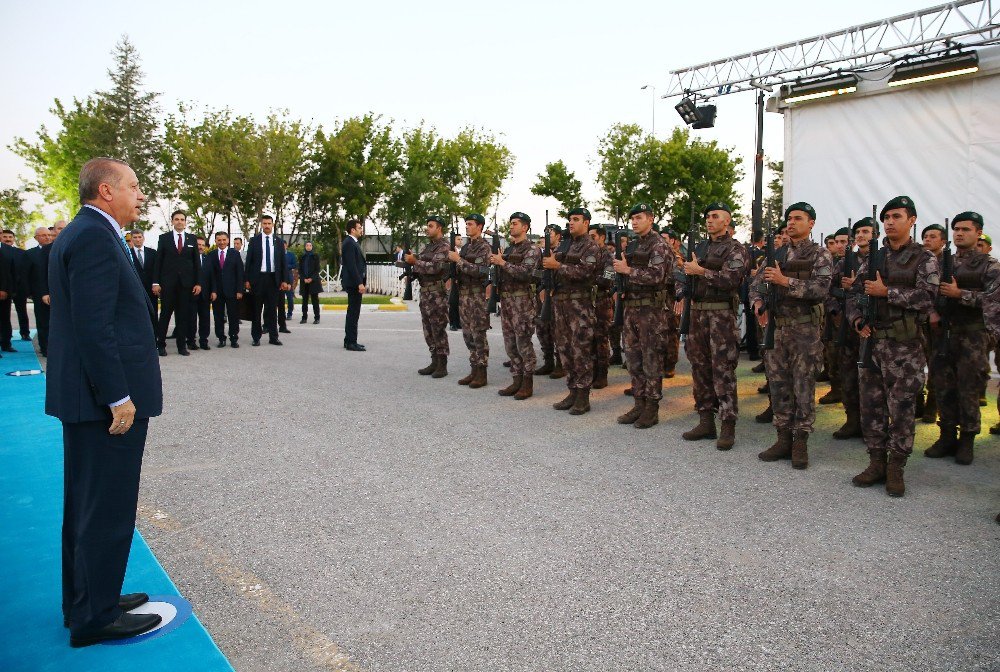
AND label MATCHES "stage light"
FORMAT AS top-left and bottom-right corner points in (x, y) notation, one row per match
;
(781, 74), (859, 104)
(674, 97), (717, 129)
(888, 52), (979, 87)
(692, 104), (716, 129)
